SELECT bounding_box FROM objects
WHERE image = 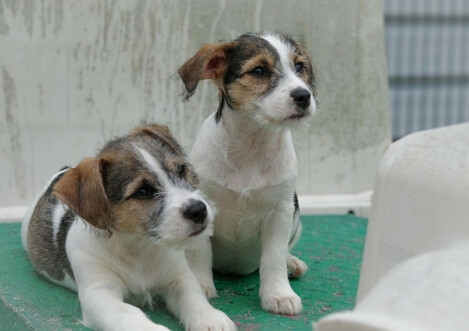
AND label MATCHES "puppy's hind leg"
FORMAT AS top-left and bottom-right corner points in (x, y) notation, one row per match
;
(287, 254), (308, 278)
(287, 221), (307, 278)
